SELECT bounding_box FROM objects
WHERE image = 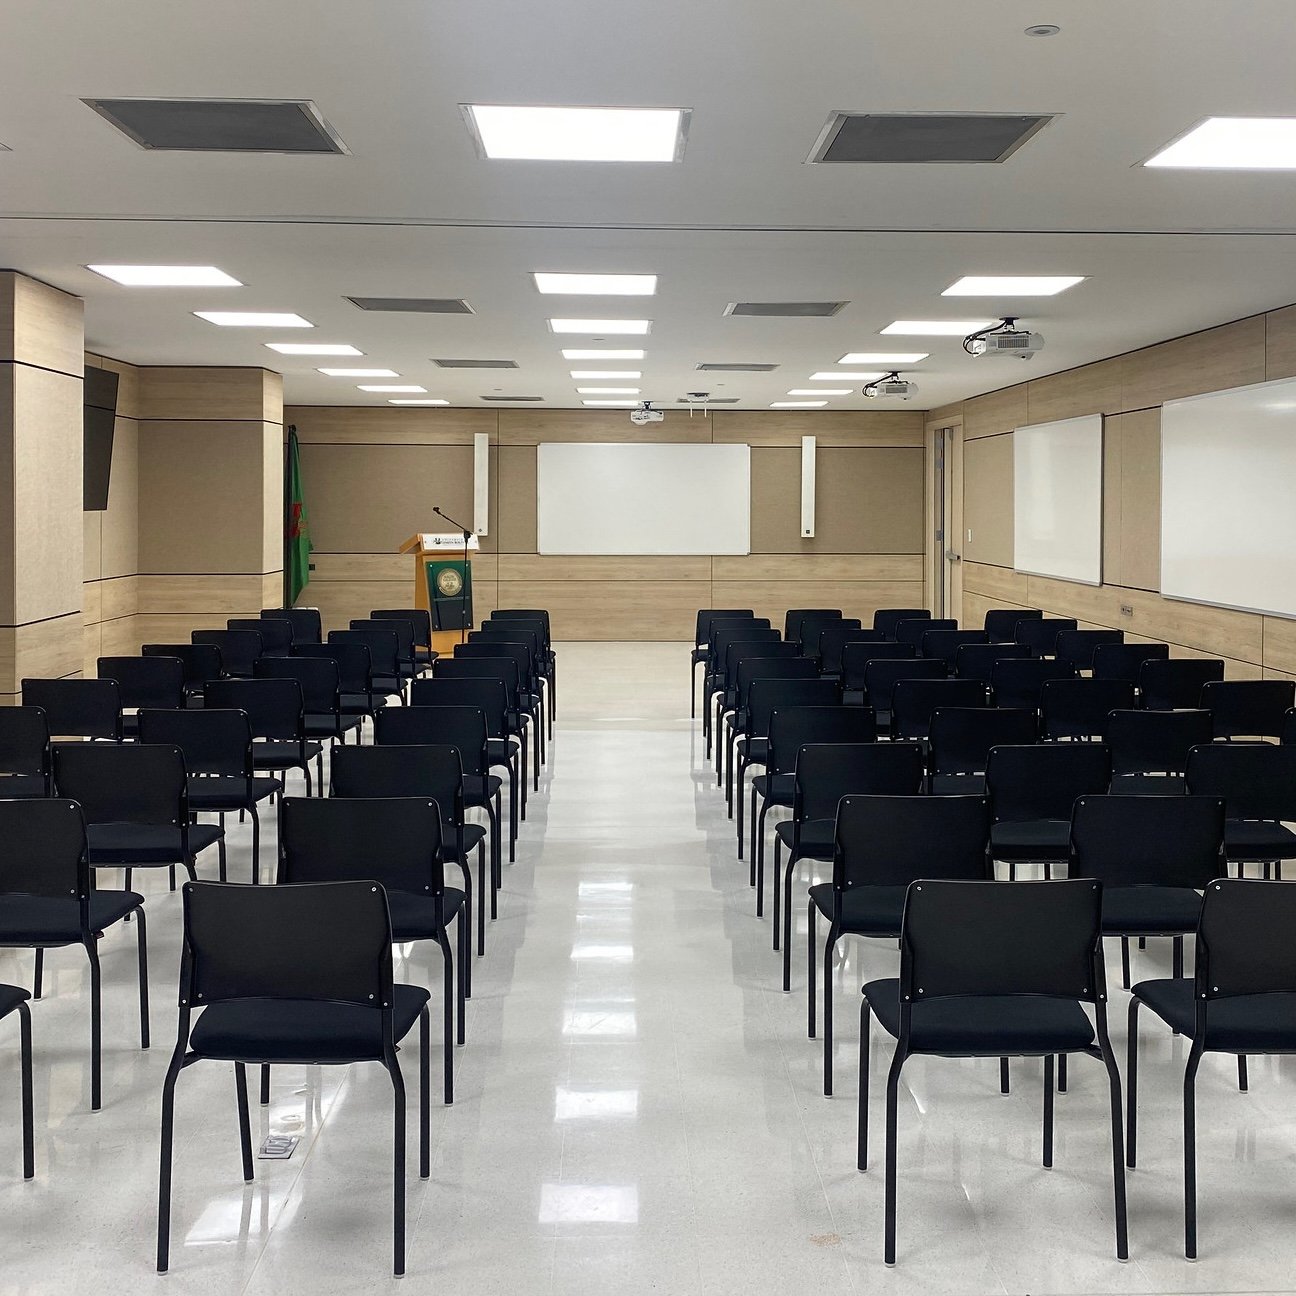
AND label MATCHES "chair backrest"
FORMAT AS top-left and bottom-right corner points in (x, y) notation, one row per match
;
(375, 705), (489, 776)
(492, 608), (552, 649)
(708, 624), (777, 669)
(0, 706), (49, 779)
(990, 656), (1077, 711)
(260, 606), (323, 646)
(1200, 679), (1296, 741)
(193, 629), (263, 678)
(920, 628), (989, 668)
(454, 642), (535, 691)
(53, 742), (186, 826)
(353, 618), (416, 667)
(833, 794), (990, 890)
(1186, 743), (1296, 821)
(331, 744), (464, 823)
(228, 617), (294, 655)
(954, 641), (1031, 683)
(1104, 708), (1213, 777)
(986, 742), (1111, 823)
(1015, 617), (1078, 657)
(798, 614), (858, 655)
(205, 677), (304, 742)
(329, 628), (399, 677)
(817, 626), (886, 675)
(784, 609), (841, 643)
(1285, 708), (1296, 746)
(409, 677), (509, 737)
(721, 639), (799, 693)
(793, 742), (925, 821)
(432, 656), (522, 709)
(694, 609), (755, 646)
(735, 657), (820, 705)
(927, 707), (1038, 776)
(1196, 879), (1296, 1001)
(181, 879), (391, 1008)
(896, 617), (955, 649)
(890, 678), (989, 740)
(1053, 629), (1124, 673)
(1039, 678), (1137, 740)
(0, 798), (88, 901)
(296, 642), (372, 696)
(255, 655), (340, 715)
(1091, 641), (1170, 684)
(138, 708), (253, 780)
(873, 608), (931, 639)
(97, 655), (185, 710)
(859, 657), (945, 712)
(21, 677), (121, 741)
(767, 705), (875, 773)
(143, 642), (224, 691)
(983, 608), (1042, 642)
(471, 625), (543, 664)
(1069, 794), (1225, 888)
(840, 640), (918, 689)
(745, 678), (841, 738)
(372, 607), (434, 651)
(898, 879), (1105, 1006)
(1138, 657), (1225, 711)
